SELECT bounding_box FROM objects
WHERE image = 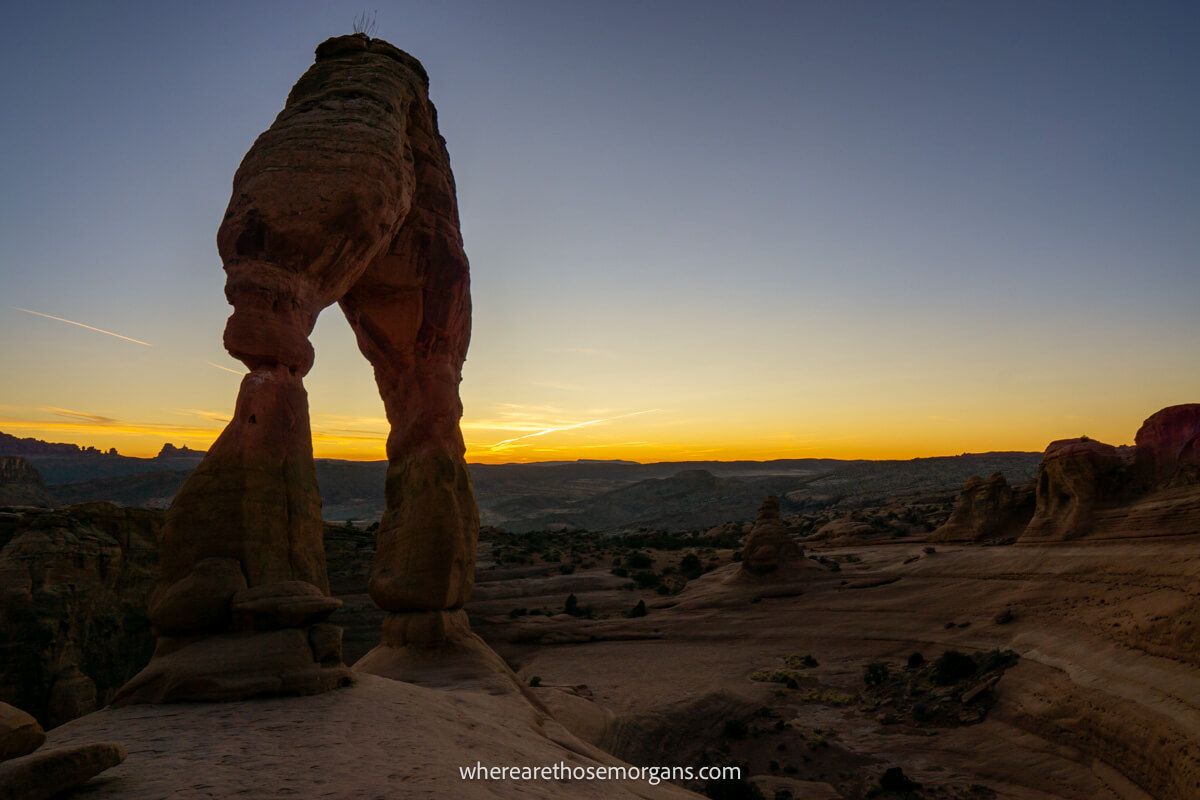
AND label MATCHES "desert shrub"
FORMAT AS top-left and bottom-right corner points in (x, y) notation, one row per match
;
(508, 607), (528, 618)
(784, 654), (818, 669)
(626, 599), (647, 618)
(704, 775), (764, 800)
(934, 650), (977, 685)
(906, 652), (925, 669)
(680, 552), (704, 579)
(632, 570), (661, 589)
(863, 661), (891, 687)
(721, 719), (748, 739)
(977, 648), (1018, 672)
(558, 562), (576, 575)
(563, 594), (593, 618)
(610, 566), (629, 577)
(529, 676), (541, 687)
(879, 766), (919, 792)
(626, 551), (654, 569)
